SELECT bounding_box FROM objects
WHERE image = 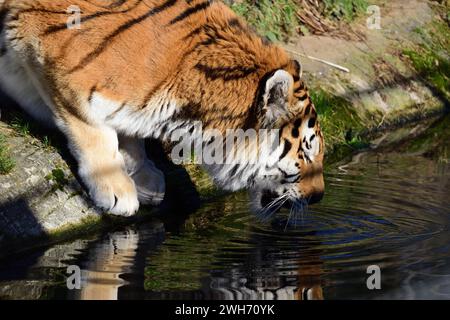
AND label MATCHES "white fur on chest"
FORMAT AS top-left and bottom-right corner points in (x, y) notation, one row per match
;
(88, 92), (185, 139)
